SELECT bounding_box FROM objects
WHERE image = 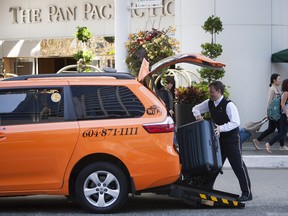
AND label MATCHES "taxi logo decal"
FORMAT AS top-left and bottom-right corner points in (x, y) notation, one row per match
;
(146, 105), (161, 115)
